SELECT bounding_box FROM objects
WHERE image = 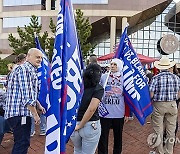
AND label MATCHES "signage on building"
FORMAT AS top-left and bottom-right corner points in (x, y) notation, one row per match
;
(160, 34), (179, 54)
